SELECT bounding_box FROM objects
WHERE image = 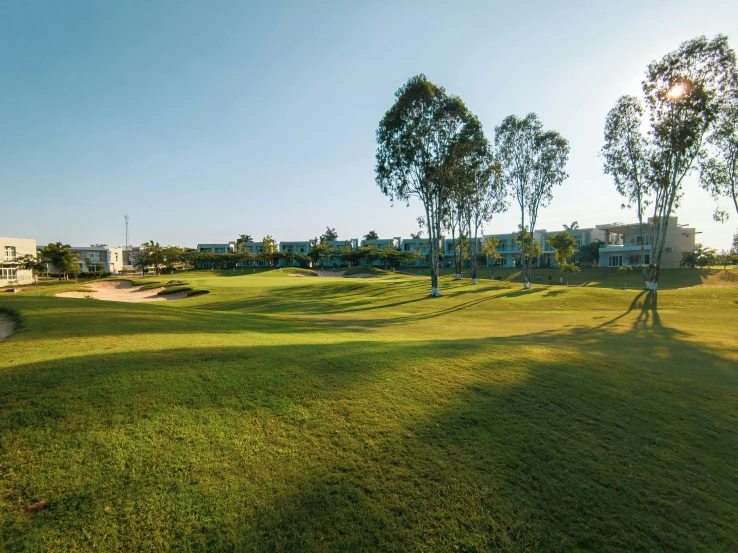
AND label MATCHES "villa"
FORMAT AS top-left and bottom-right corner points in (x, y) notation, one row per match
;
(596, 217), (696, 269)
(0, 237), (37, 286)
